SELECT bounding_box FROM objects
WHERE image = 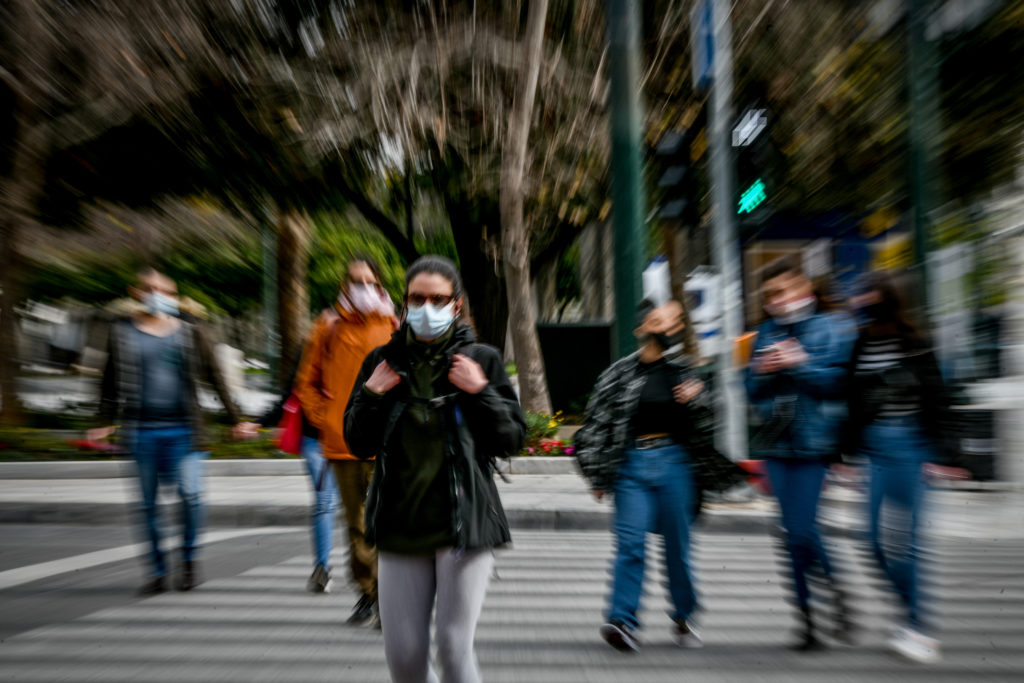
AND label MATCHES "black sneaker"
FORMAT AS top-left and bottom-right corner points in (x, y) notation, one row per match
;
(137, 576), (166, 596)
(347, 593), (377, 627)
(177, 561), (201, 592)
(600, 620), (640, 652)
(306, 564), (333, 594)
